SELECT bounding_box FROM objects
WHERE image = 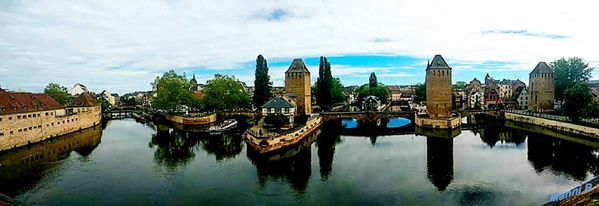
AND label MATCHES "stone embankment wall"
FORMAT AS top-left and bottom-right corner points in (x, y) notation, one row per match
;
(166, 113), (217, 125)
(0, 106), (101, 152)
(247, 116), (322, 153)
(415, 114), (461, 129)
(505, 112), (599, 139)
